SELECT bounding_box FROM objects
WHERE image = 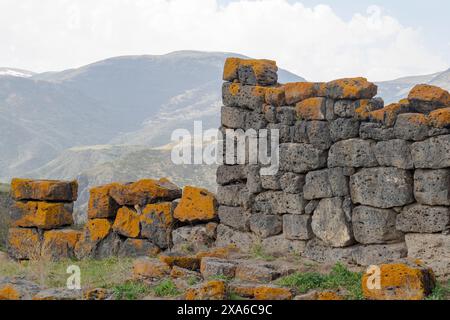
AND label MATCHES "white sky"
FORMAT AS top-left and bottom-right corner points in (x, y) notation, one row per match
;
(0, 0), (448, 81)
